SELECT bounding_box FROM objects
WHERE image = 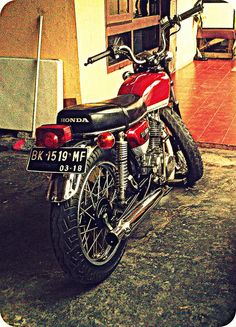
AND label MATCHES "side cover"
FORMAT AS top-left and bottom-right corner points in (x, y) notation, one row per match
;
(118, 72), (170, 108)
